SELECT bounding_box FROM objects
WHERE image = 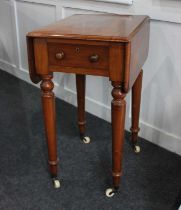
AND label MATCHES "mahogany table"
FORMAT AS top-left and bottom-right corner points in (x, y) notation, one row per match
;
(27, 14), (150, 197)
